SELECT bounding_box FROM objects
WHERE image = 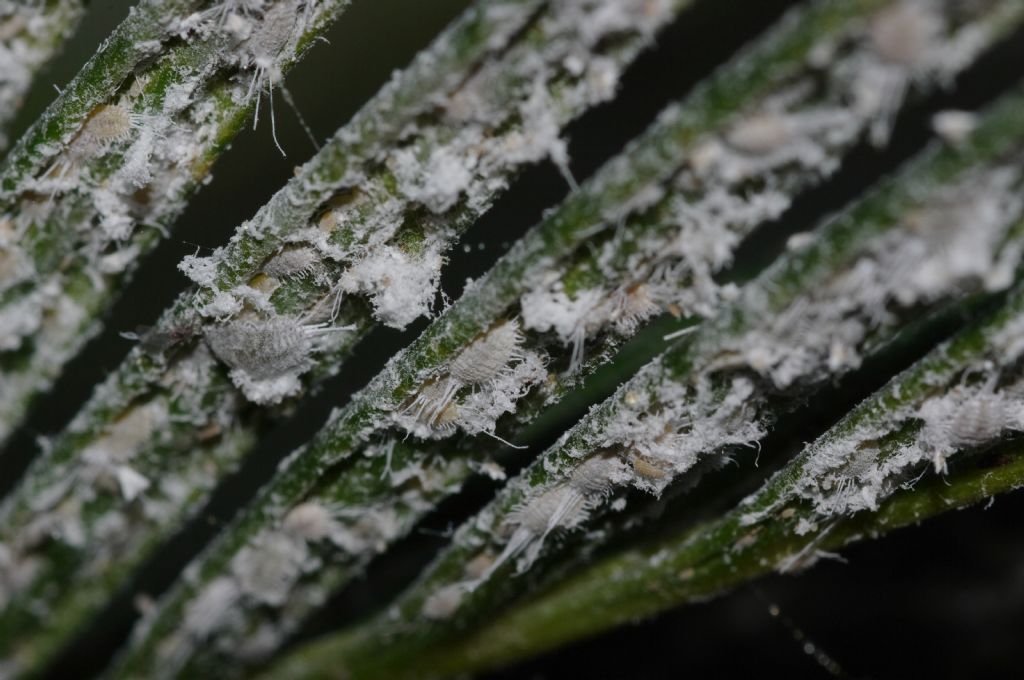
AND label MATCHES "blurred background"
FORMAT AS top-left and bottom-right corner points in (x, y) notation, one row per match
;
(5, 1), (1023, 678)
